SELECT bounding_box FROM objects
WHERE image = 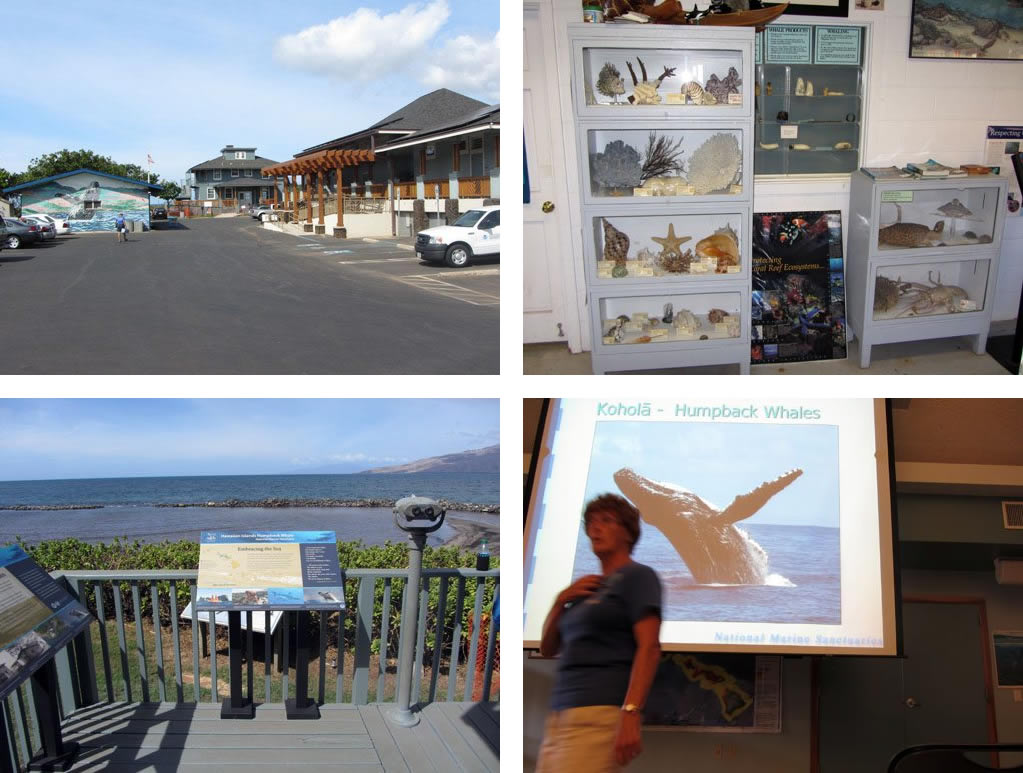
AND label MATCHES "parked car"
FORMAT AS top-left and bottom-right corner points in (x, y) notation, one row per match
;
(151, 207), (167, 220)
(414, 205), (500, 268)
(251, 205), (280, 221)
(0, 216), (41, 249)
(21, 215), (57, 241)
